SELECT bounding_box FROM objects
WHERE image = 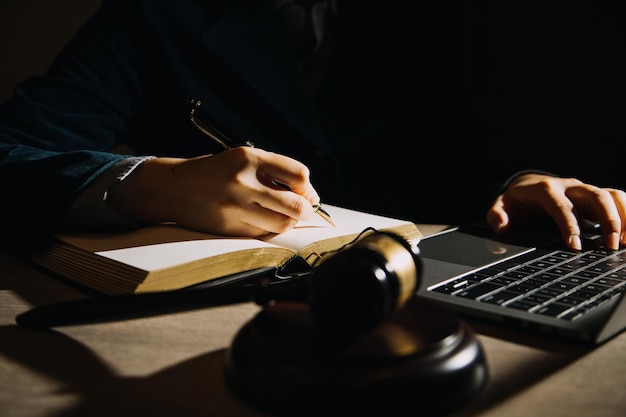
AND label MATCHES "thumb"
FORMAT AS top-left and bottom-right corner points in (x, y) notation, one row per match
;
(486, 196), (510, 235)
